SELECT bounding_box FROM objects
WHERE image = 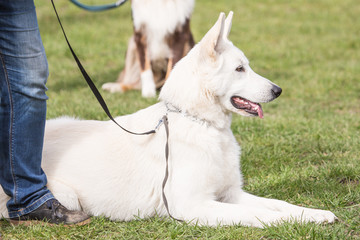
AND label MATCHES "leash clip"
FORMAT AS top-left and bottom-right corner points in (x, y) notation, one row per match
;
(154, 114), (169, 132)
(154, 119), (164, 132)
